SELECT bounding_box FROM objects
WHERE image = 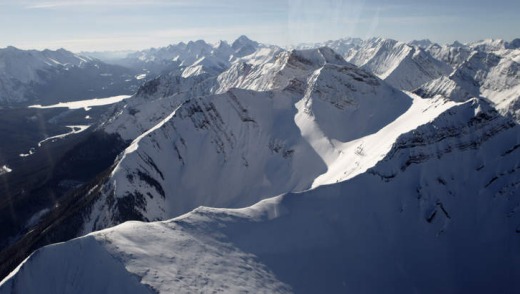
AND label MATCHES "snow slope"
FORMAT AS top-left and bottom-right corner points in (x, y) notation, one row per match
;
(3, 97), (519, 294)
(102, 72), (217, 141)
